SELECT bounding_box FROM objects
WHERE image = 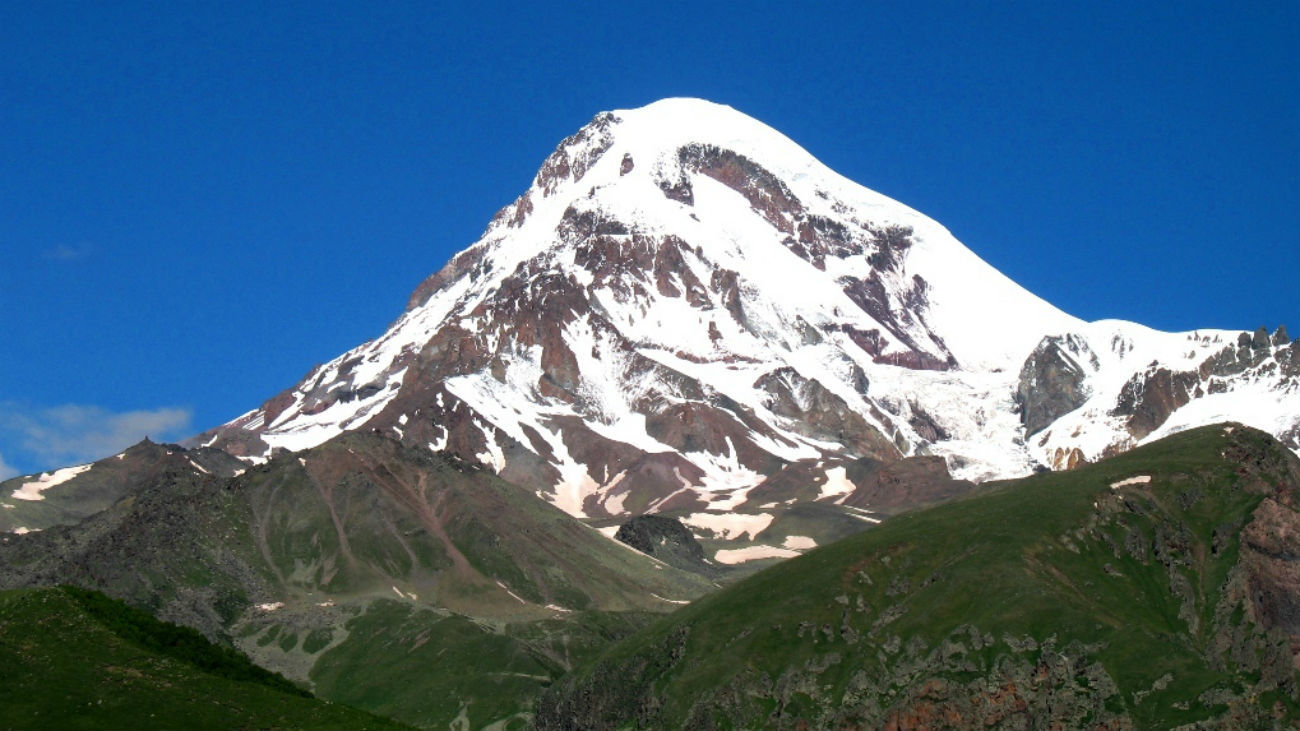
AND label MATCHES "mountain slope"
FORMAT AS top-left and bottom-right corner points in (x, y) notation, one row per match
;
(0, 434), (711, 728)
(537, 424), (1300, 730)
(187, 98), (1299, 531)
(0, 439), (243, 535)
(0, 586), (407, 730)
